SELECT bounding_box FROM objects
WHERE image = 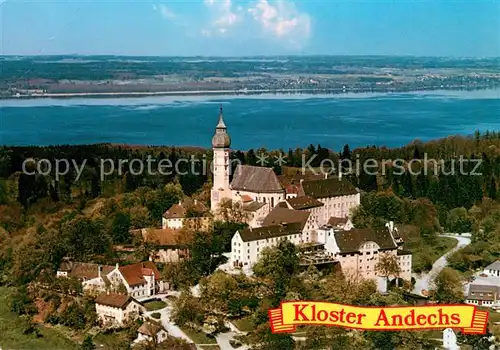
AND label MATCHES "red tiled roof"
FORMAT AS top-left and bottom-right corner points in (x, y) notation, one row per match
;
(285, 185), (300, 194)
(162, 199), (208, 219)
(328, 217), (348, 226)
(141, 228), (184, 246)
(58, 260), (114, 280)
(163, 203), (185, 219)
(119, 261), (161, 287)
(241, 194), (253, 202)
(287, 195), (324, 210)
(262, 207), (310, 229)
(95, 293), (137, 309)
